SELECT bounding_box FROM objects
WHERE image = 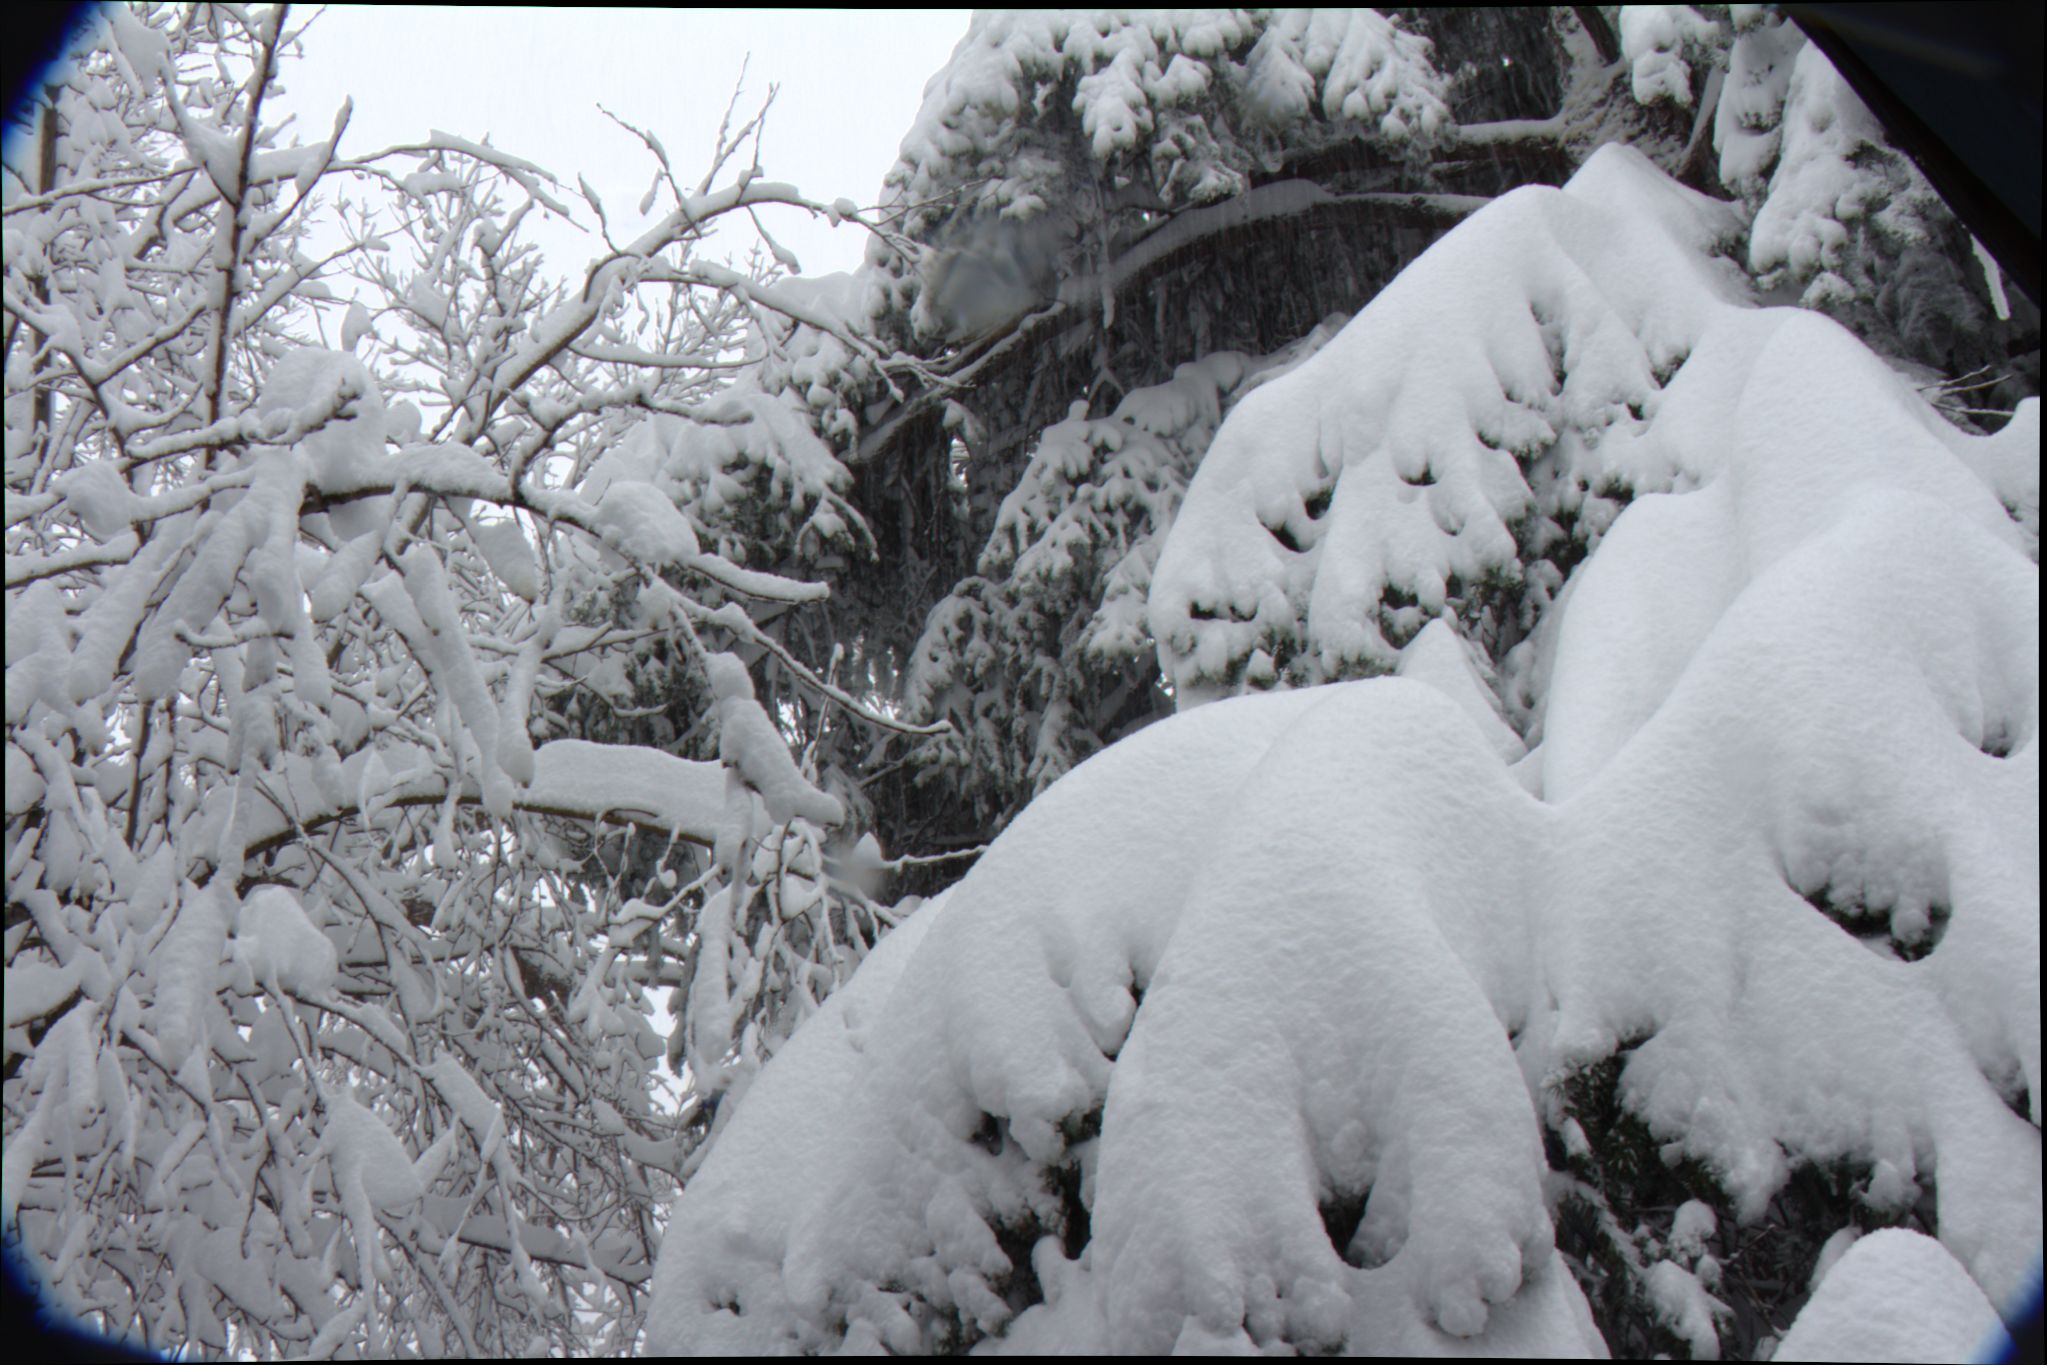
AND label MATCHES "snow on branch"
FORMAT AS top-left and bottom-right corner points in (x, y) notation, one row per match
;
(1151, 146), (1747, 701)
(205, 739), (725, 884)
